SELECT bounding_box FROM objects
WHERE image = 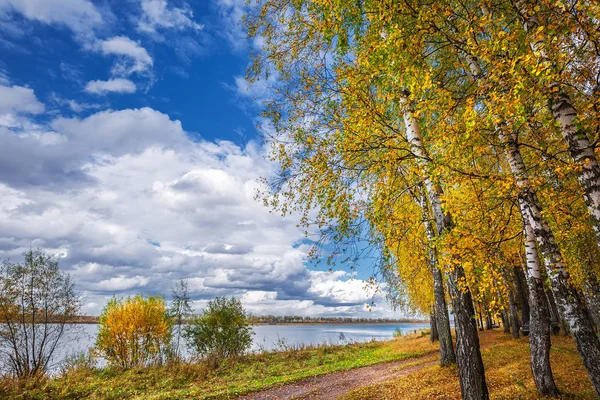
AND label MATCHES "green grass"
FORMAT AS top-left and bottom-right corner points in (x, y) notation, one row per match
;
(0, 333), (438, 400)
